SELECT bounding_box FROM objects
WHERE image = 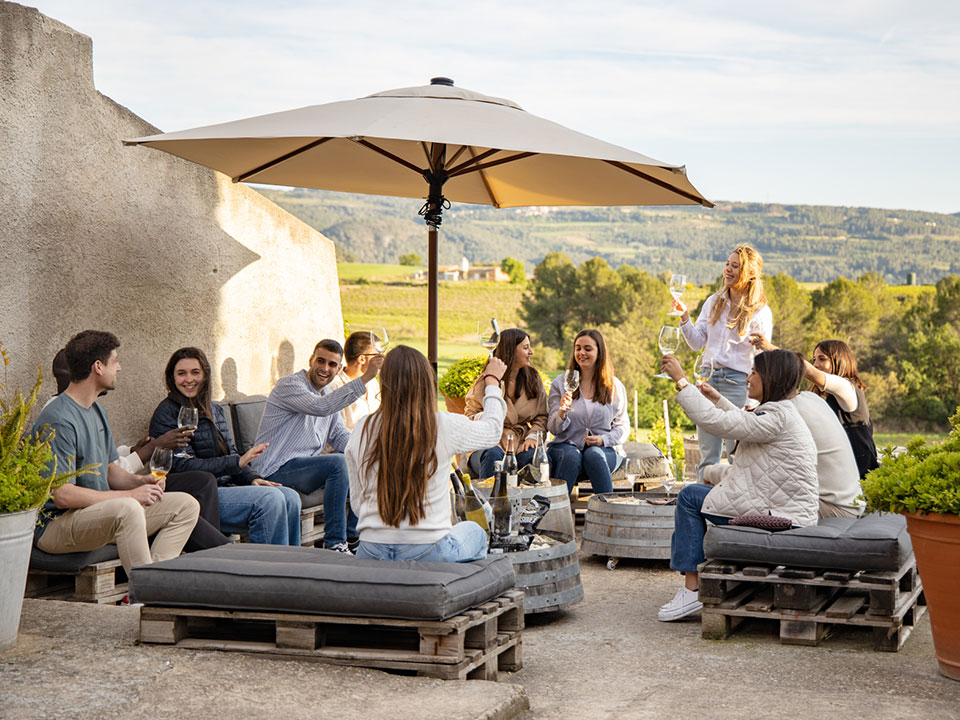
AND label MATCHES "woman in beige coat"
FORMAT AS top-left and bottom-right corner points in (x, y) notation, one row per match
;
(465, 329), (547, 479)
